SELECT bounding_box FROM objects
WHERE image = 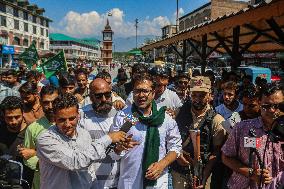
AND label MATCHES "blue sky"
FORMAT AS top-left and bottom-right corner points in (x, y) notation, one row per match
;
(30, 0), (210, 38)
